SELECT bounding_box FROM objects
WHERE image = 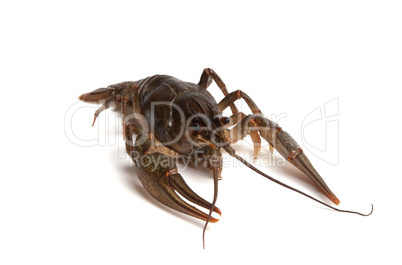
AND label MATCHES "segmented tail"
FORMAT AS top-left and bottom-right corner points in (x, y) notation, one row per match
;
(78, 87), (115, 103)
